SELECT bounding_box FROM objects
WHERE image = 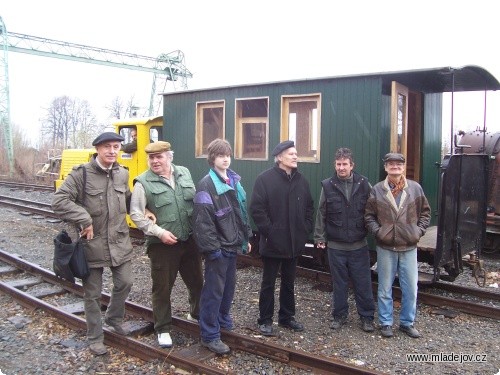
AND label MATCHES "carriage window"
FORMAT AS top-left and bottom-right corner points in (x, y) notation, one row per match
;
(281, 94), (321, 163)
(196, 101), (225, 157)
(234, 97), (269, 160)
